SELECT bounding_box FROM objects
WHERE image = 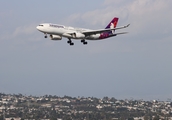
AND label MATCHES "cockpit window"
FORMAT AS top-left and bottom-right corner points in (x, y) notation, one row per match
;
(39, 25), (44, 26)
